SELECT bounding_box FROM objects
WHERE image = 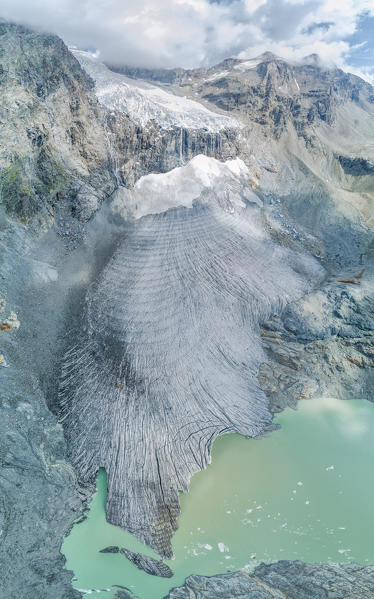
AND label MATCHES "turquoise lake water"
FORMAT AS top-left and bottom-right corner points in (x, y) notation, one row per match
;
(62, 398), (374, 598)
